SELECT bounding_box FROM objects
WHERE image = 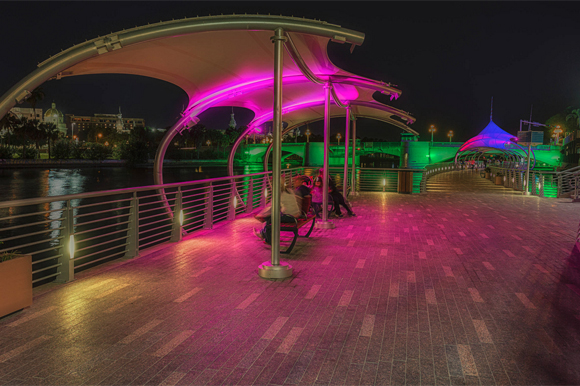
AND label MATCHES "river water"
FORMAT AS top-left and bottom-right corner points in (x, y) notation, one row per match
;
(0, 165), (264, 202)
